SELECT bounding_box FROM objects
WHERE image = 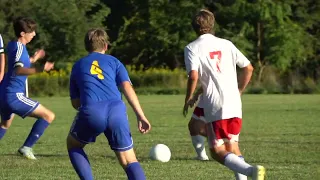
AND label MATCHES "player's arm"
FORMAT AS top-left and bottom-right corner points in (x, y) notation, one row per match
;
(15, 66), (43, 75)
(69, 65), (81, 110)
(0, 34), (5, 82)
(183, 46), (200, 116)
(232, 43), (254, 94)
(15, 61), (54, 75)
(30, 49), (45, 63)
(117, 62), (151, 133)
(121, 82), (146, 119)
(185, 70), (198, 103)
(116, 63), (145, 119)
(193, 86), (203, 100)
(238, 64), (253, 94)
